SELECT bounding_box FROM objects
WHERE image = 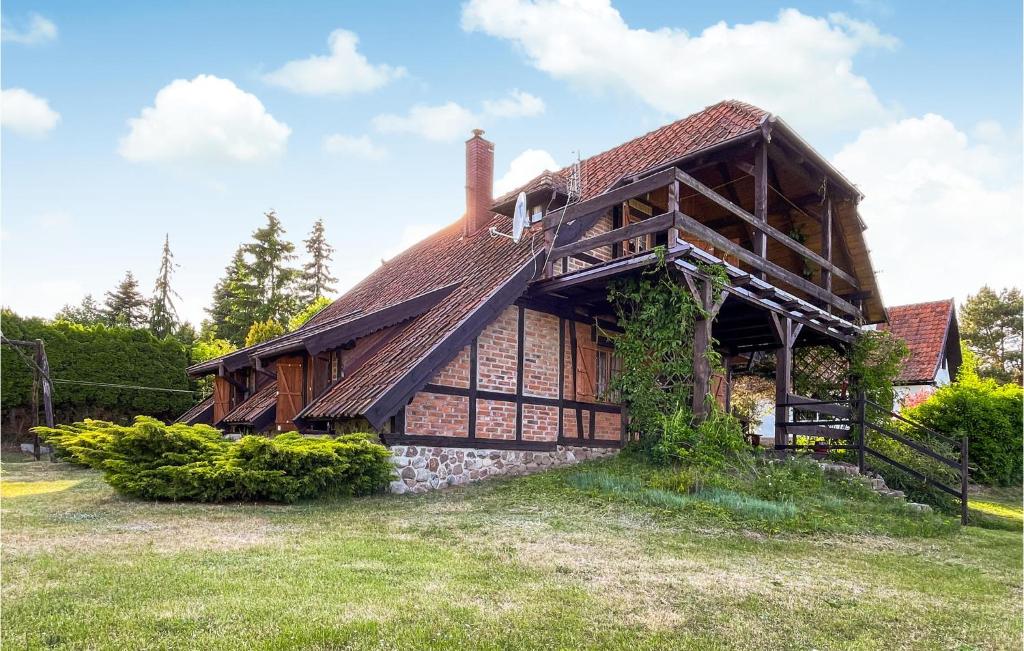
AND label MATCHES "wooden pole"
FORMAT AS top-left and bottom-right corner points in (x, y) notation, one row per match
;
(961, 435), (970, 526)
(773, 317), (792, 451)
(753, 140), (769, 279)
(856, 388), (866, 473)
(821, 194), (833, 313)
(36, 339), (54, 429)
(692, 280), (713, 421)
(667, 178), (680, 244)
